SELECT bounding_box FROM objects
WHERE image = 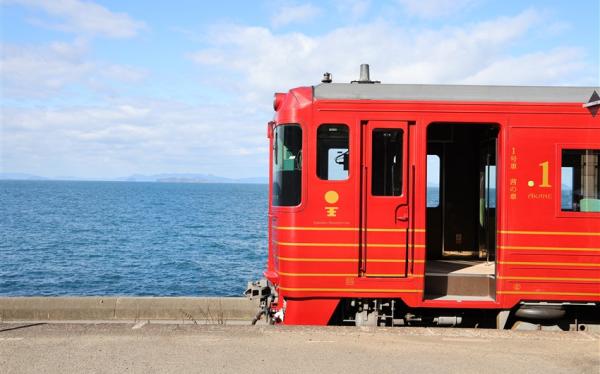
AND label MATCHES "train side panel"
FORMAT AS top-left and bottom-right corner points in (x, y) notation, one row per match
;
(499, 119), (600, 306)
